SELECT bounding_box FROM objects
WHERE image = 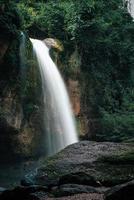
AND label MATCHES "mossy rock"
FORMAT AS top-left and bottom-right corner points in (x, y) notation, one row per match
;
(24, 141), (134, 188)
